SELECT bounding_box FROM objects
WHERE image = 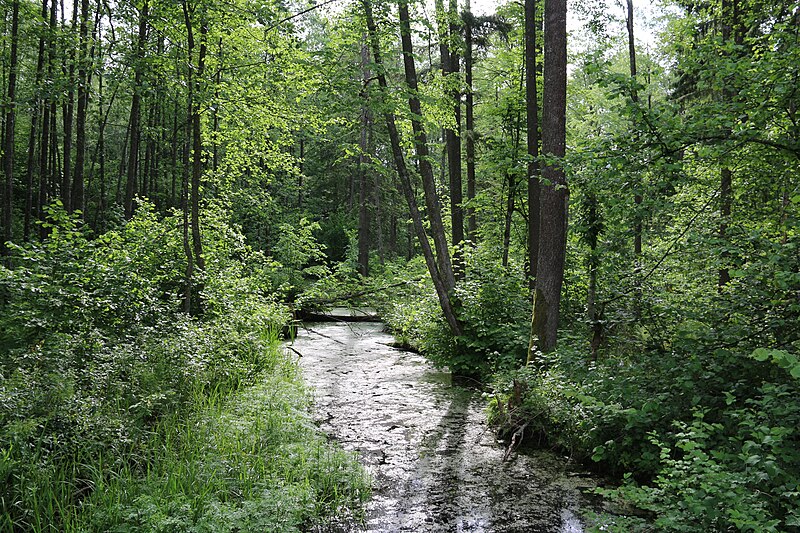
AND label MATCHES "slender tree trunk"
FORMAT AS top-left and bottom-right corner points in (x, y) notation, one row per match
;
(97, 65), (106, 228)
(363, 0), (462, 336)
(626, 0), (643, 315)
(124, 0), (147, 219)
(464, 0), (477, 242)
(142, 102), (155, 198)
(61, 0), (78, 213)
(72, 0), (90, 217)
(24, 0), (47, 240)
(719, 167), (732, 287)
(2, 0), (20, 256)
(182, 131), (193, 314)
(38, 0), (57, 238)
(437, 0), (464, 275)
(297, 137), (304, 207)
(213, 38), (221, 173)
(529, 0), (568, 356)
(718, 0), (741, 289)
(190, 10), (206, 274)
(182, 0), (206, 314)
(170, 97), (178, 208)
(398, 0), (456, 293)
(357, 40), (371, 277)
(526, 0), (541, 287)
